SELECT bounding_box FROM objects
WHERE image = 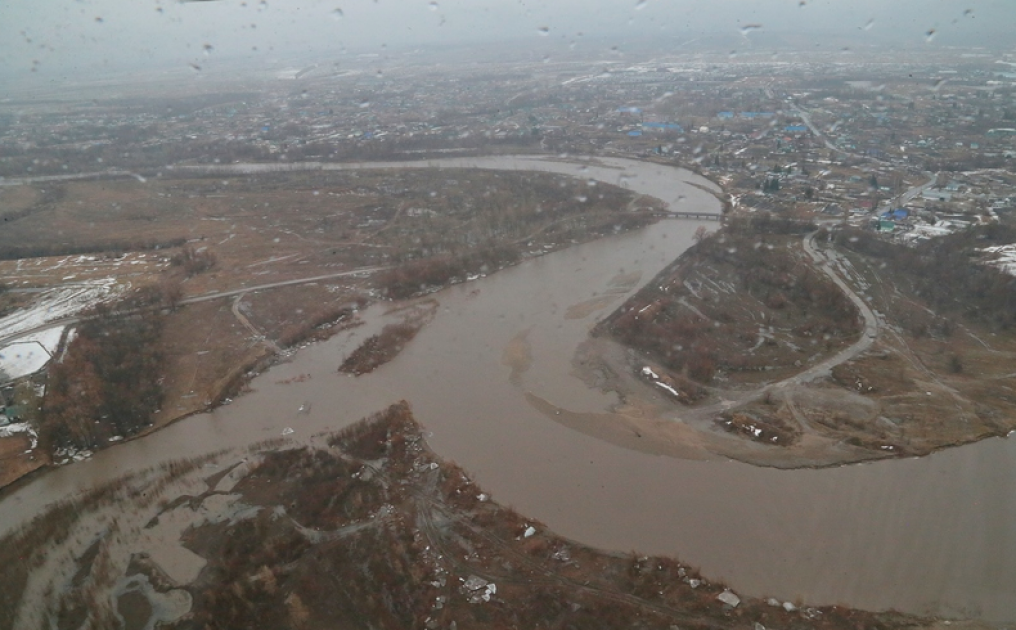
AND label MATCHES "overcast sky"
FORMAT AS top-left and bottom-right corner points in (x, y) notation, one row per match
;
(1, 0), (1011, 86)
